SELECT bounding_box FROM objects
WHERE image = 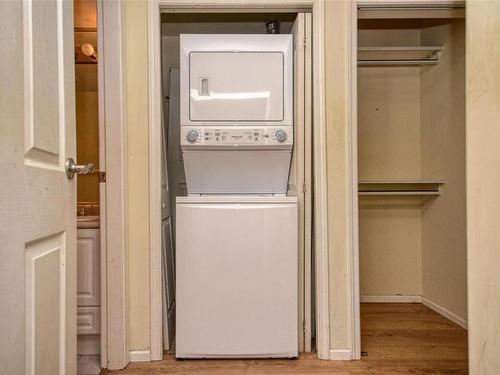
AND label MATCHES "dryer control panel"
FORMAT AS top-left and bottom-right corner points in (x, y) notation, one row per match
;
(181, 126), (293, 148)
